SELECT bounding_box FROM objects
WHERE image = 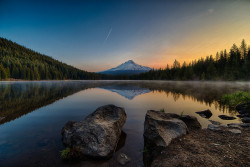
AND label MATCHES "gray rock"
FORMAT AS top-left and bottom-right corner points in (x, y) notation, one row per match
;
(196, 109), (212, 118)
(227, 123), (250, 128)
(207, 124), (222, 131)
(0, 117), (5, 121)
(179, 115), (201, 130)
(218, 115), (236, 120)
(61, 104), (127, 158)
(227, 124), (241, 129)
(144, 110), (188, 148)
(157, 113), (201, 130)
(228, 129), (241, 134)
(242, 117), (250, 123)
(117, 153), (131, 165)
(209, 120), (221, 125)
